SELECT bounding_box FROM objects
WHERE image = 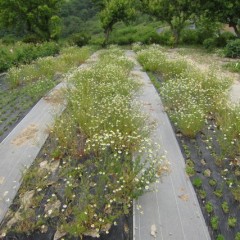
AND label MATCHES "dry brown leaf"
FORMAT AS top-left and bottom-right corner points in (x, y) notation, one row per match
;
(11, 124), (38, 146)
